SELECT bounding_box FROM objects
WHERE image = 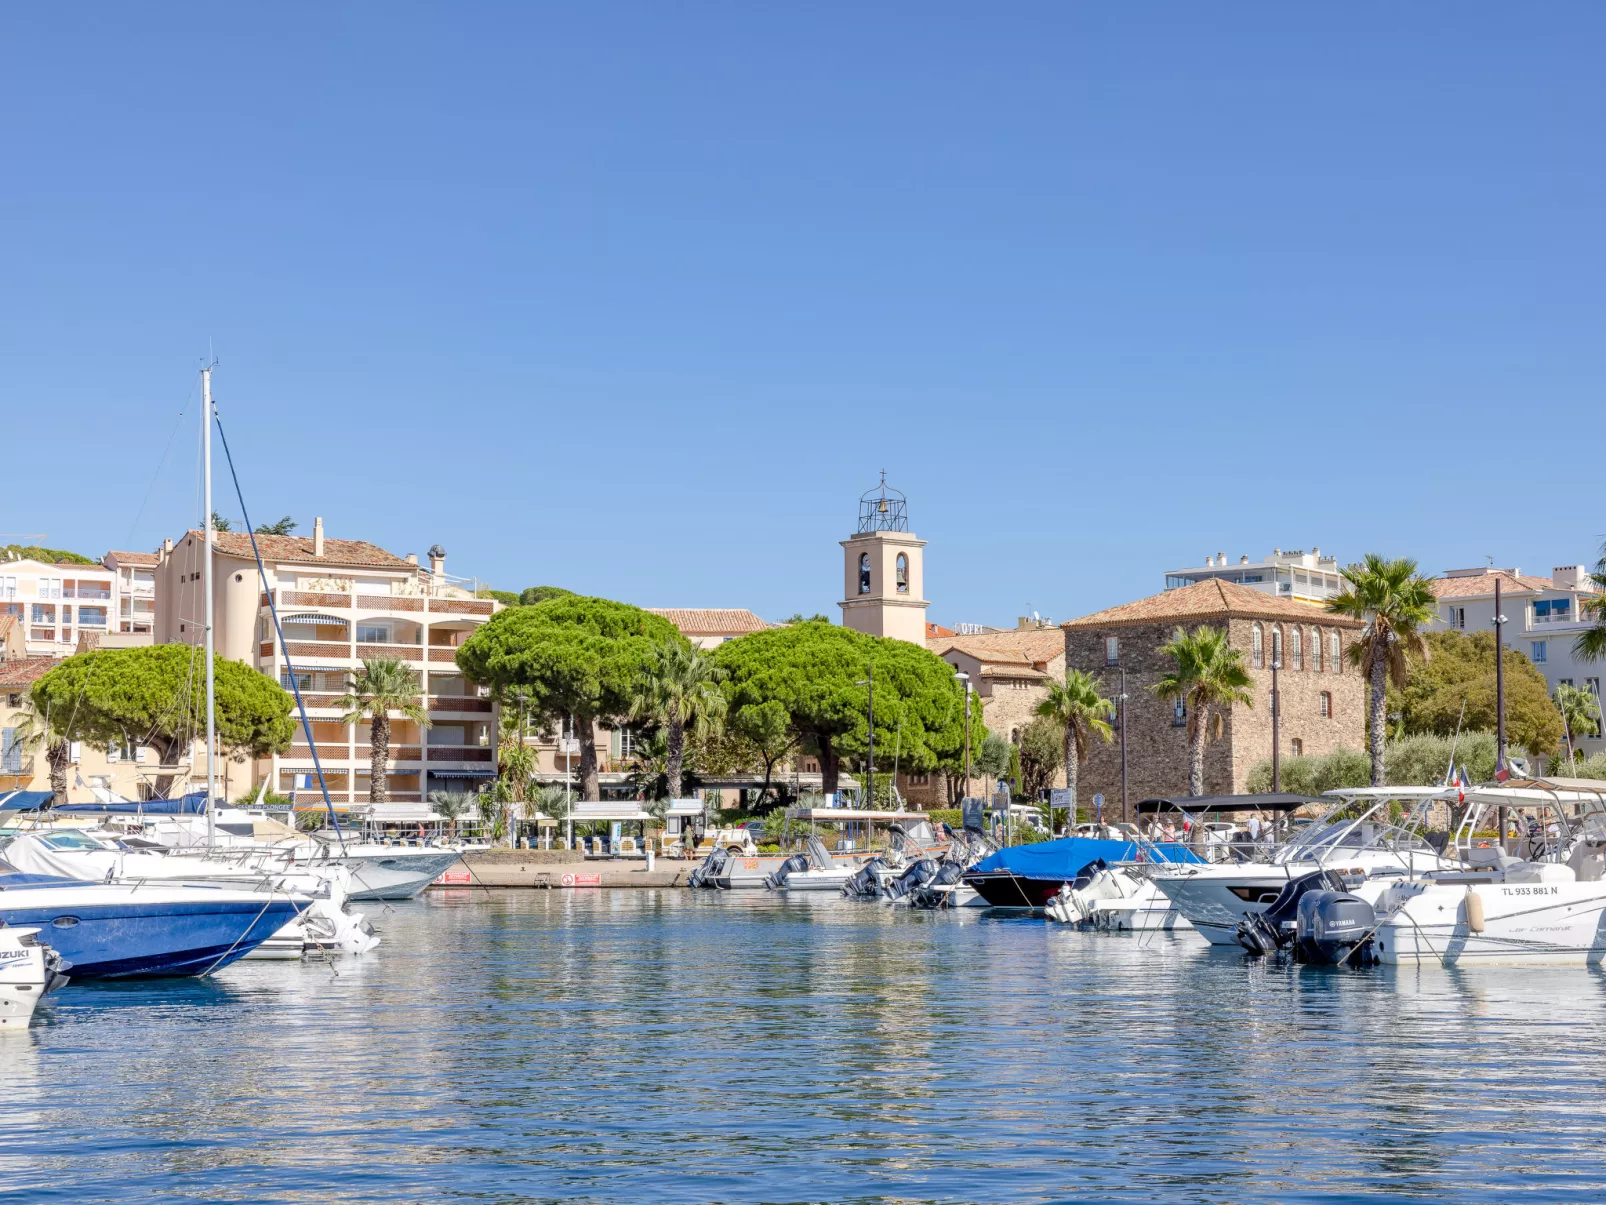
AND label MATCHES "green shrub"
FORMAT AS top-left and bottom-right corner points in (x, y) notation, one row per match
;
(1246, 748), (1370, 795)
